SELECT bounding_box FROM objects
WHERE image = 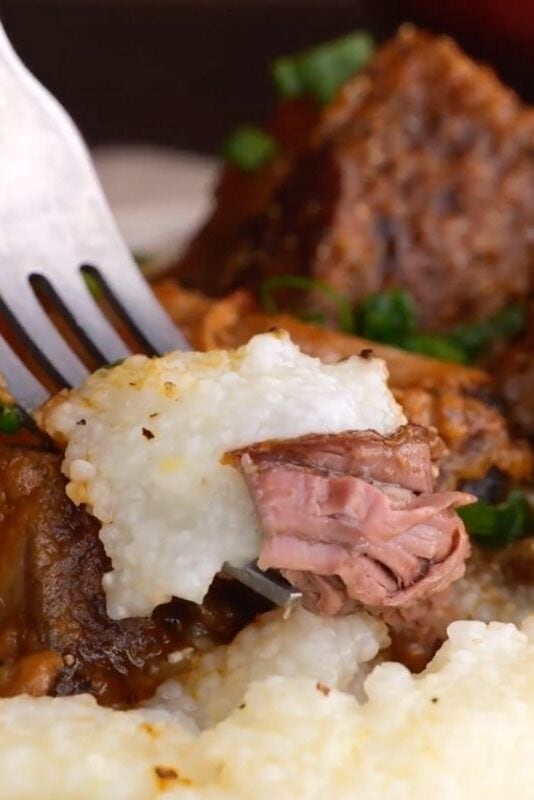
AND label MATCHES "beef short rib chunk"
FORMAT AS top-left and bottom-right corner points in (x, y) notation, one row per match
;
(175, 28), (534, 332)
